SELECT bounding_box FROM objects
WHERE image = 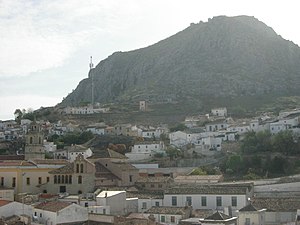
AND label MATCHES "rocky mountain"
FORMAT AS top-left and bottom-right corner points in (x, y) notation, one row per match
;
(61, 15), (300, 107)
